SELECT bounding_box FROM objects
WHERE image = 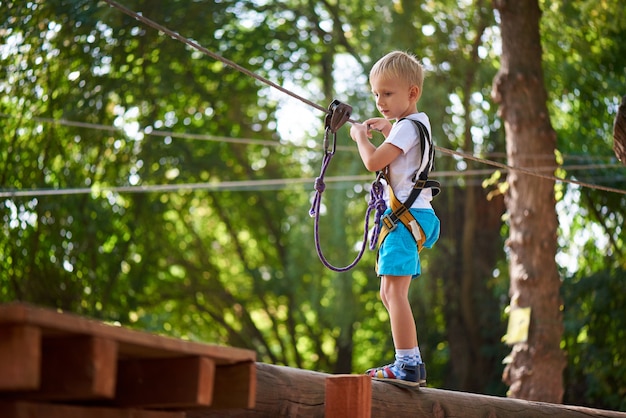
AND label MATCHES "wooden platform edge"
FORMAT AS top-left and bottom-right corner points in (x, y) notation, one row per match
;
(0, 400), (185, 418)
(0, 302), (256, 411)
(0, 302), (255, 365)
